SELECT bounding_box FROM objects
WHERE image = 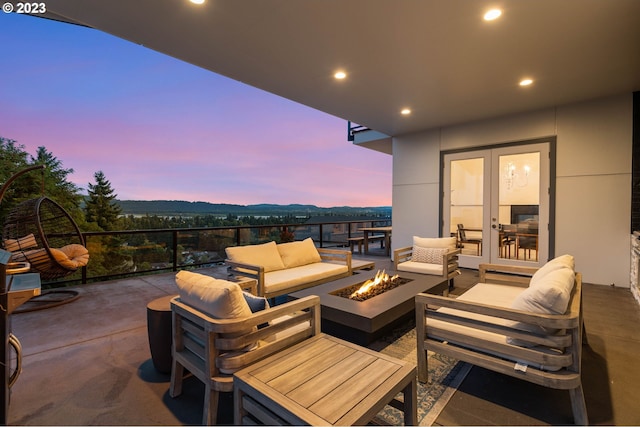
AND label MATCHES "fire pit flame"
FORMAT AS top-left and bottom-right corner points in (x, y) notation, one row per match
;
(349, 269), (400, 299)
